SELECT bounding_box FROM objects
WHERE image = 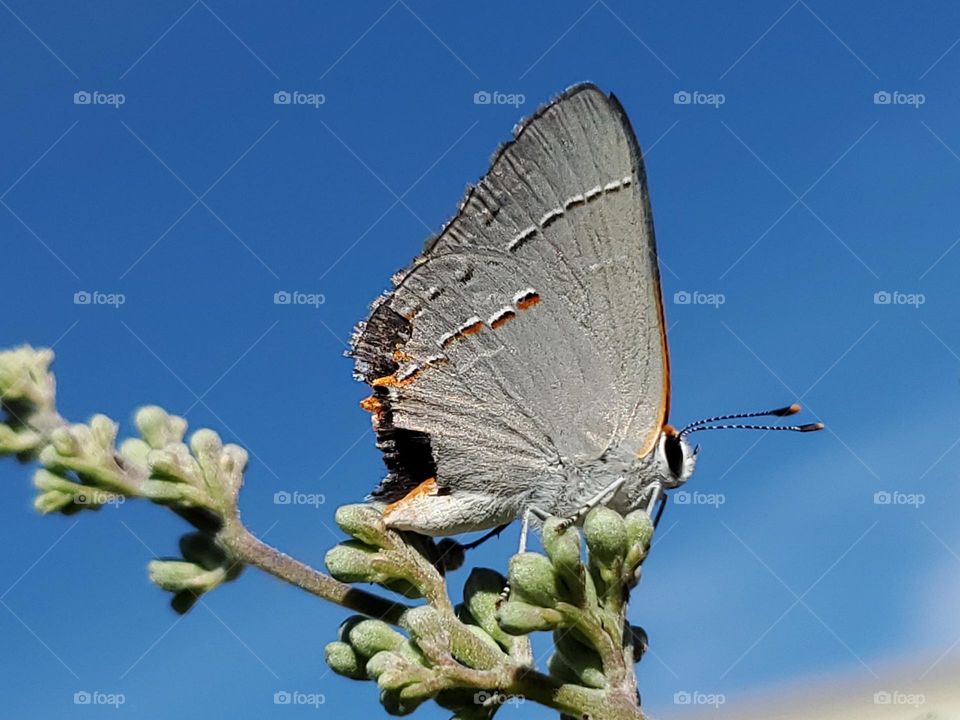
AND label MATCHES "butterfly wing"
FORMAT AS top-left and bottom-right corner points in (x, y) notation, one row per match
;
(350, 83), (669, 527)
